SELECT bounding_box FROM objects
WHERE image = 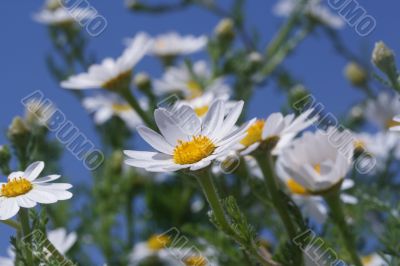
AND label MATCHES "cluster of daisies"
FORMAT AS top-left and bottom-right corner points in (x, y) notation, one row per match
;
(10, 1), (394, 265)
